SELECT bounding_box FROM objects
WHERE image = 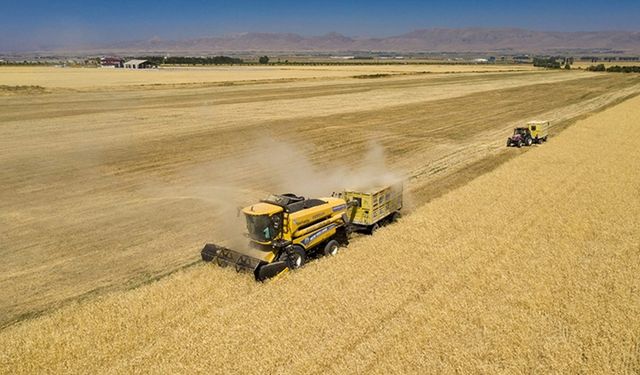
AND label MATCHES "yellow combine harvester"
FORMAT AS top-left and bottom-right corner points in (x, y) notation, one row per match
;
(201, 193), (357, 280)
(201, 184), (403, 280)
